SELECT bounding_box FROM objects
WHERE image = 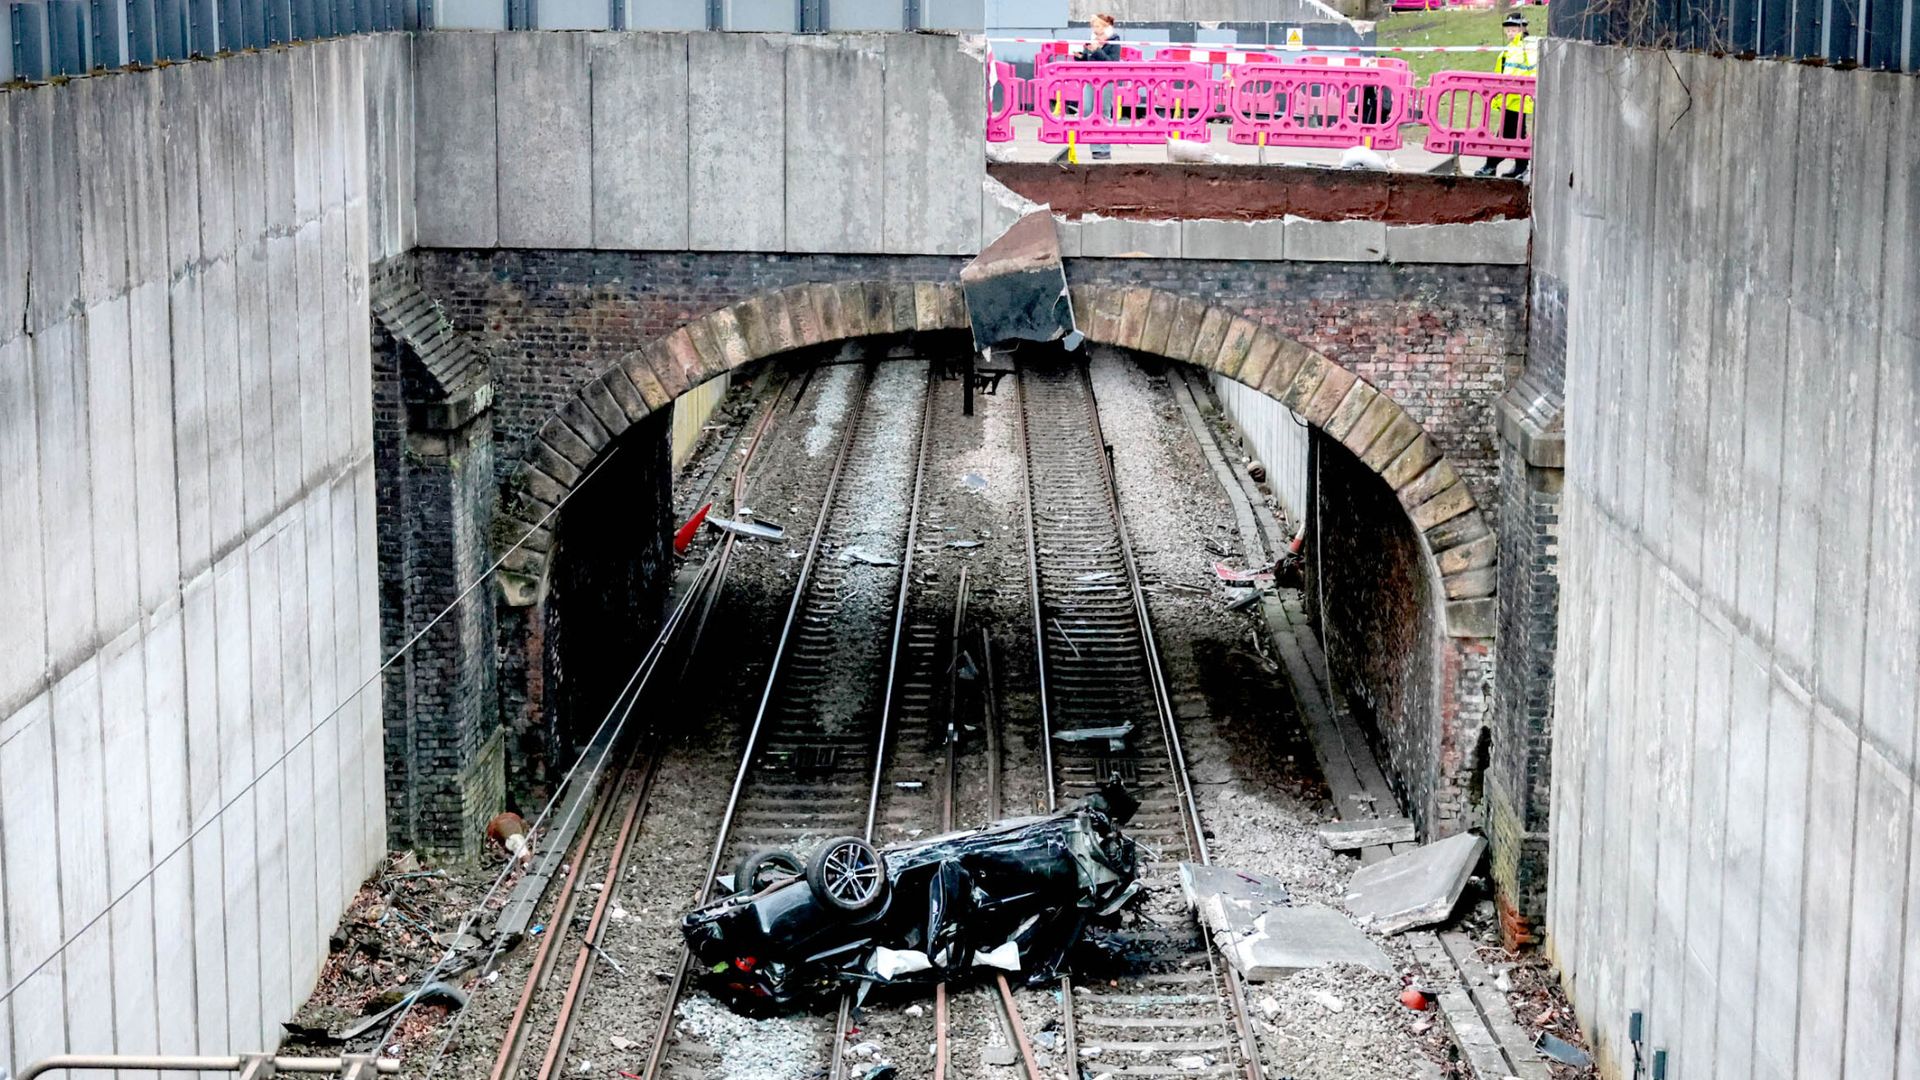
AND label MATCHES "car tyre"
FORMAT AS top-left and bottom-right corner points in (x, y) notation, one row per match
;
(807, 836), (889, 915)
(733, 847), (804, 895)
